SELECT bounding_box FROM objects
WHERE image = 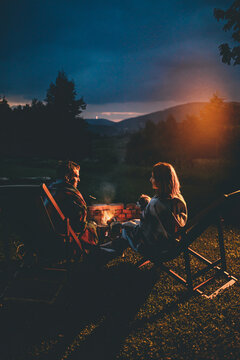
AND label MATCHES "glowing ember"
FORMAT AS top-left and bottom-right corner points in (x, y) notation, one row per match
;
(101, 210), (115, 225)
